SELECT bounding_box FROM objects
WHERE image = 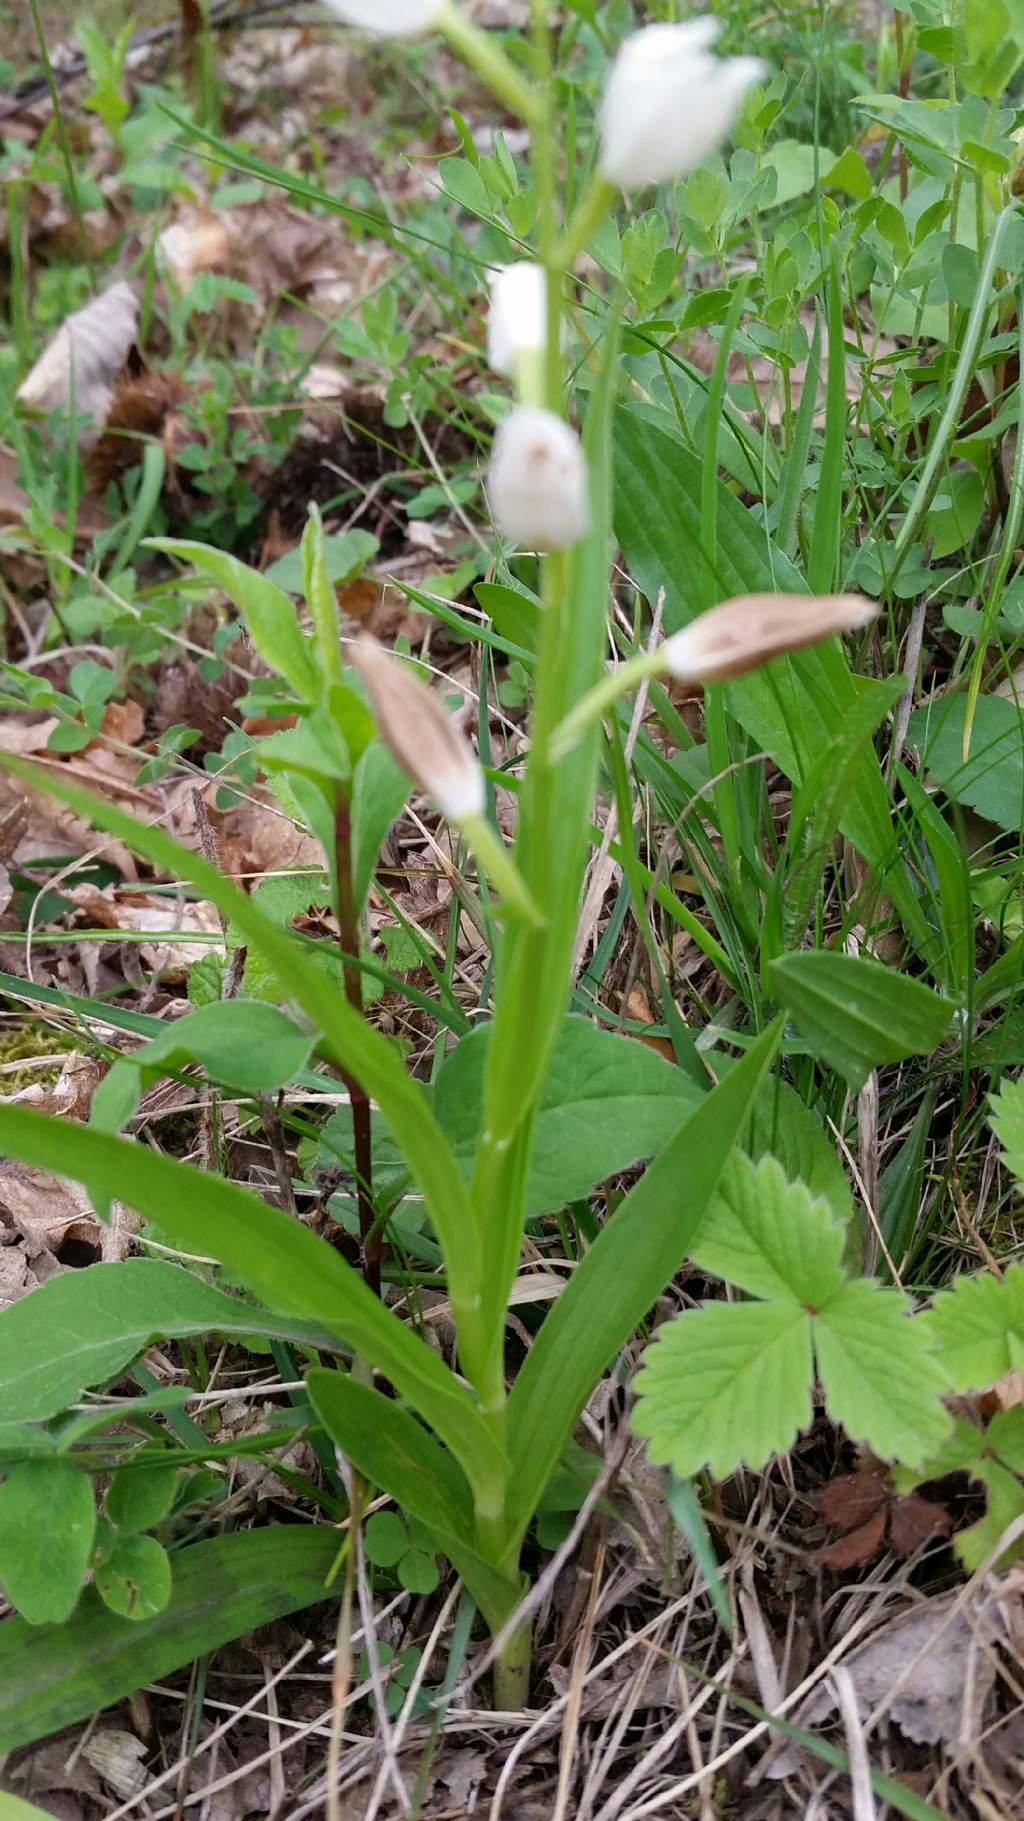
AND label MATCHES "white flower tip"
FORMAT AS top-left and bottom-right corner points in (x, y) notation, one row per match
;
(487, 261), (547, 380)
(599, 22), (765, 191)
(320, 0), (444, 35)
(487, 405), (589, 552)
(663, 593), (877, 685)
